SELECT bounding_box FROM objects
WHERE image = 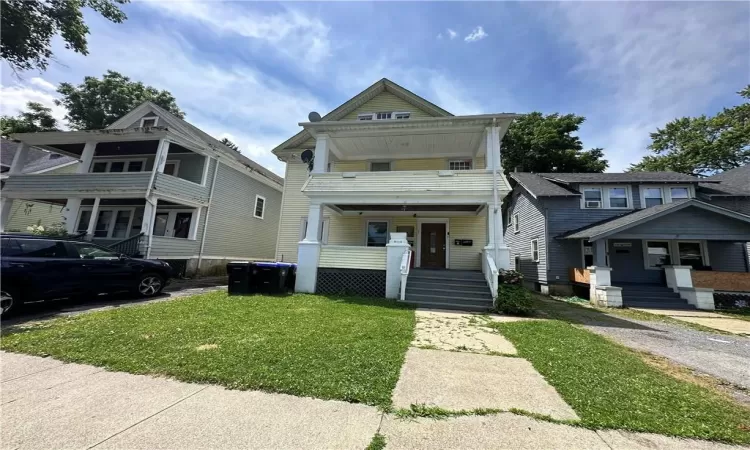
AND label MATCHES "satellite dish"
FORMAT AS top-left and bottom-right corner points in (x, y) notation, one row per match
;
(300, 149), (314, 163)
(308, 111), (322, 122)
